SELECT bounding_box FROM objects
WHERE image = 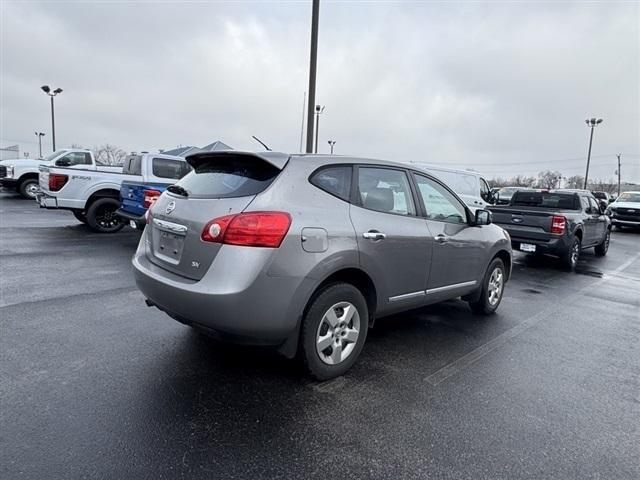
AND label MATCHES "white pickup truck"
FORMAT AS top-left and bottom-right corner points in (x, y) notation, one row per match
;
(36, 152), (187, 233)
(0, 149), (120, 199)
